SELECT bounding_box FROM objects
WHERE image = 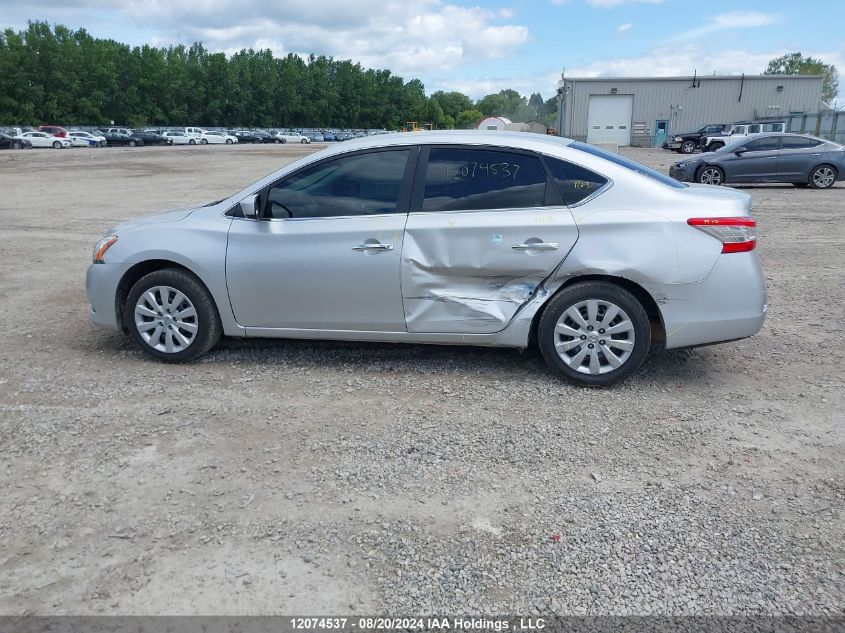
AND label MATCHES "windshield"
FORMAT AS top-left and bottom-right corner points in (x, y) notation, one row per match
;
(569, 141), (686, 188)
